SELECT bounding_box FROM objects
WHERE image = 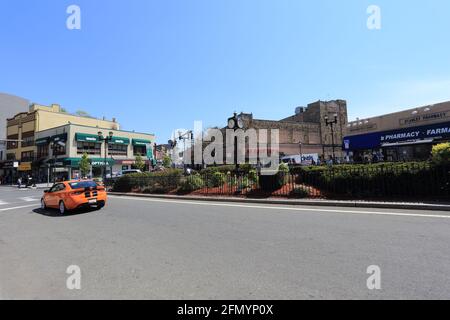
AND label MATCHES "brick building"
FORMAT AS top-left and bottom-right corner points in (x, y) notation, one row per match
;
(228, 99), (348, 163)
